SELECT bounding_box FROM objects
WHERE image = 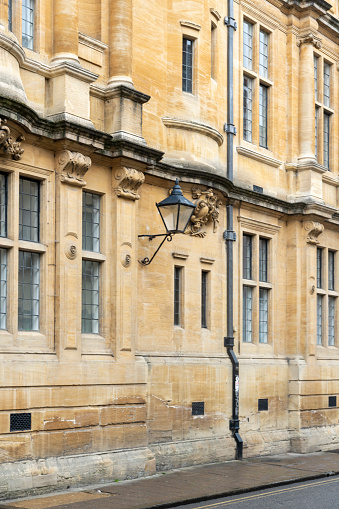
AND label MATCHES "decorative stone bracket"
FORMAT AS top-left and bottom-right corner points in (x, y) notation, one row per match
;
(113, 167), (145, 200)
(56, 150), (92, 186)
(186, 187), (222, 237)
(0, 119), (25, 160)
(296, 33), (322, 49)
(304, 221), (324, 244)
